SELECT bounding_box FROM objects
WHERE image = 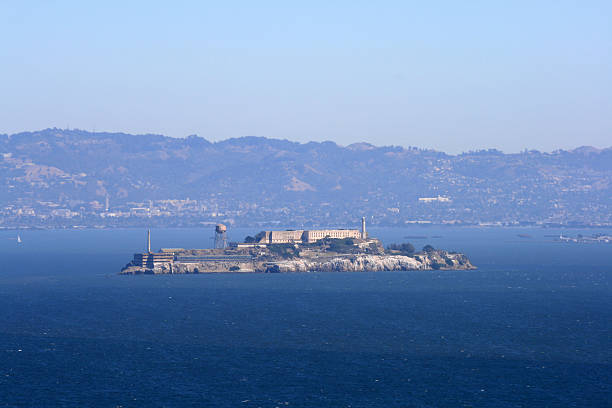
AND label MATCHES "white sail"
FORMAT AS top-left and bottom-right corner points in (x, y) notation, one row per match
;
(17, 234), (22, 243)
